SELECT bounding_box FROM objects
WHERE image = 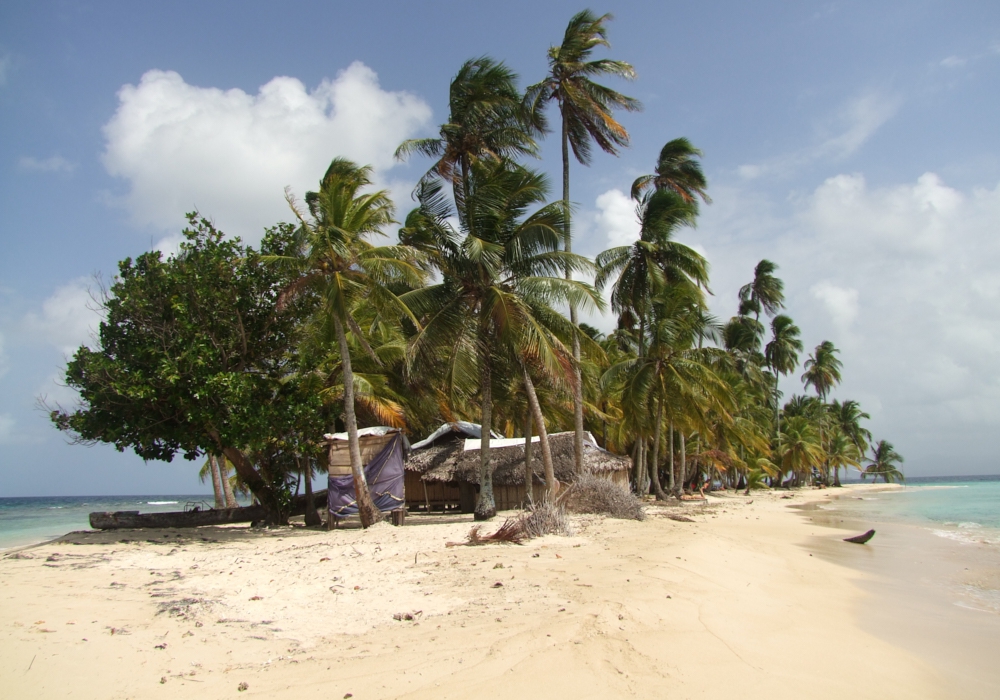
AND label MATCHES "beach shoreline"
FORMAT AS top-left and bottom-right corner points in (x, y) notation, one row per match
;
(0, 484), (975, 699)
